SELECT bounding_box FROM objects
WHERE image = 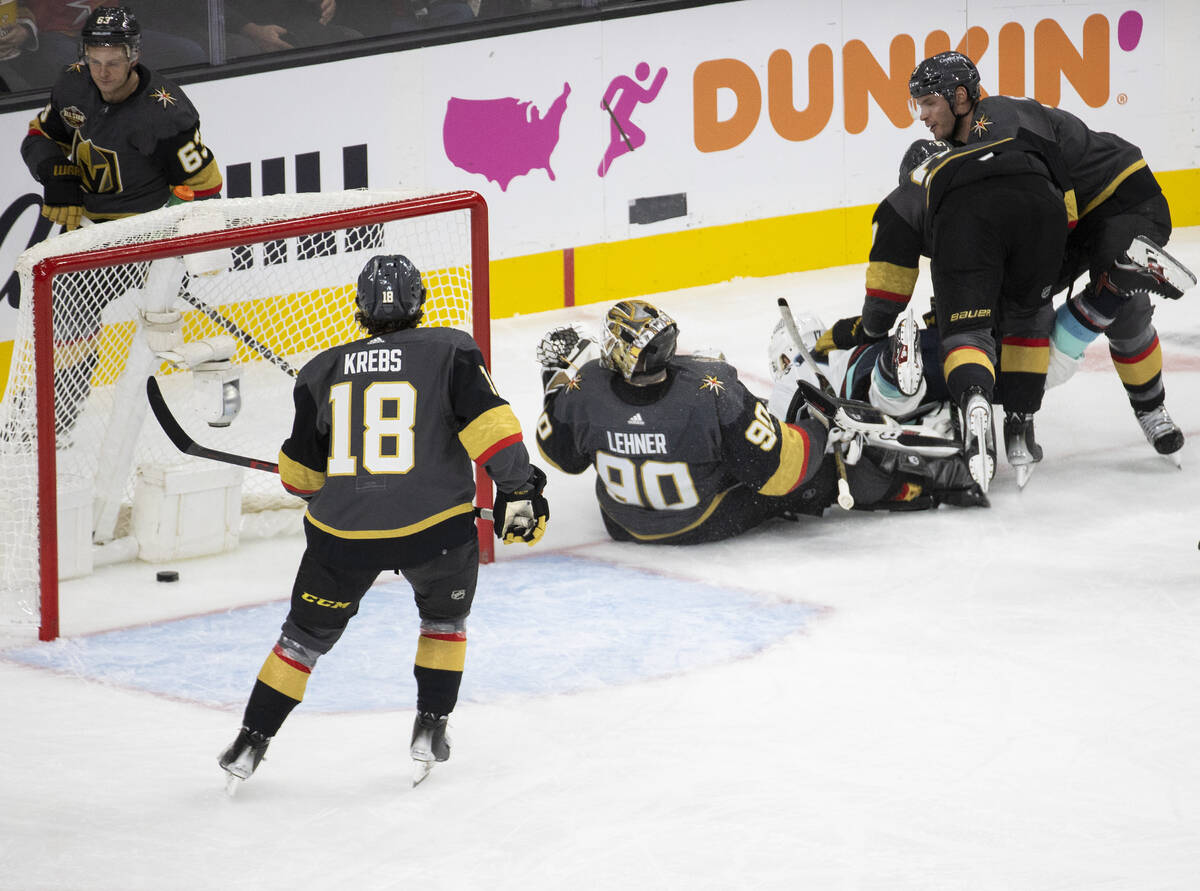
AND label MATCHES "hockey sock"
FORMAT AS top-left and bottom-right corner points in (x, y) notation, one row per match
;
(242, 638), (316, 736)
(1110, 334), (1165, 411)
(413, 625), (467, 717)
(998, 336), (1049, 414)
(942, 344), (995, 408)
(1051, 300), (1099, 361)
